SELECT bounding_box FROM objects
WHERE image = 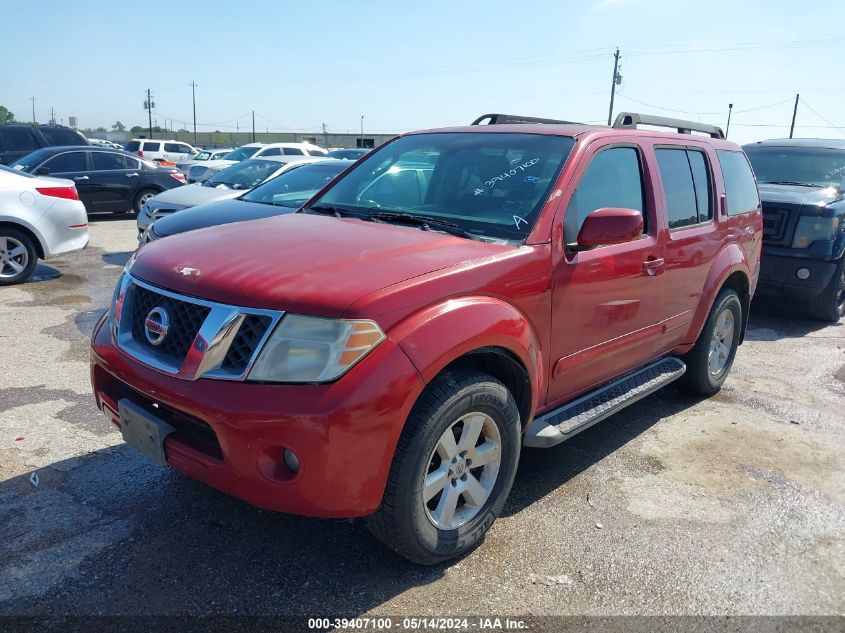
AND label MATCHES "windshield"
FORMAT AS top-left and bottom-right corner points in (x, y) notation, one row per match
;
(204, 159), (281, 190)
(308, 132), (574, 241)
(0, 164), (36, 178)
(327, 149), (368, 160)
(744, 146), (845, 188)
(222, 146), (260, 162)
(241, 162), (346, 207)
(192, 151), (211, 161)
